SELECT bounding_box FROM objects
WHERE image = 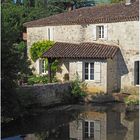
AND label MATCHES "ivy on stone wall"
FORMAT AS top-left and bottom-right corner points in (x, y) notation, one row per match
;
(30, 40), (54, 62)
